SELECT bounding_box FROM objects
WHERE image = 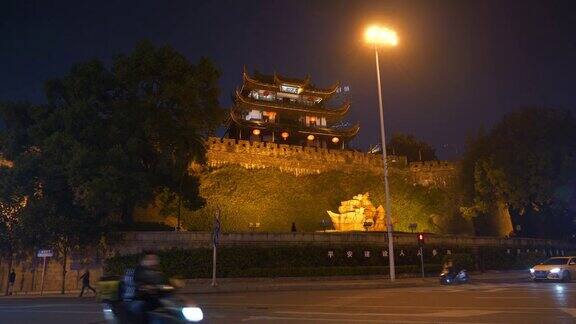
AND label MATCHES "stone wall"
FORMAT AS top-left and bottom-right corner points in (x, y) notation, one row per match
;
(205, 137), (458, 188)
(0, 257), (103, 295)
(111, 231), (574, 254)
(205, 137), (407, 176)
(408, 160), (459, 188)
